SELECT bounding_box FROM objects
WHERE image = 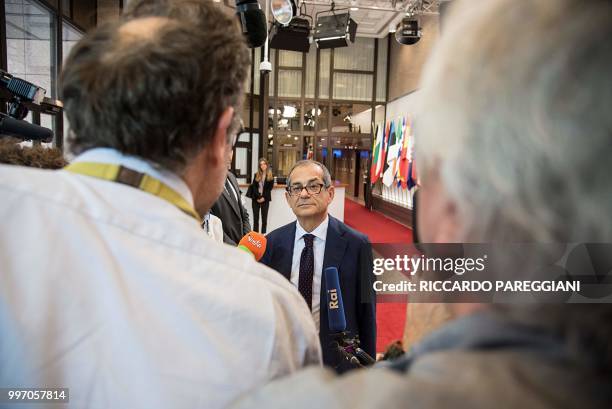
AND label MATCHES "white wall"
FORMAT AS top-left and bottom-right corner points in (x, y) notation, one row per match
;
(352, 108), (373, 135)
(386, 90), (420, 121)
